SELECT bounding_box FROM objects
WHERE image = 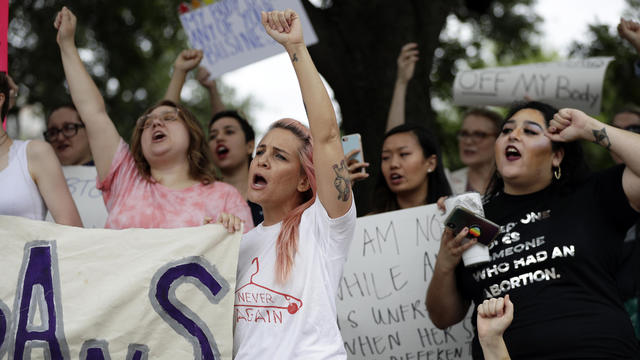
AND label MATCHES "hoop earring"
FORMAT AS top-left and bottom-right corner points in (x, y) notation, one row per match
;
(553, 165), (561, 180)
